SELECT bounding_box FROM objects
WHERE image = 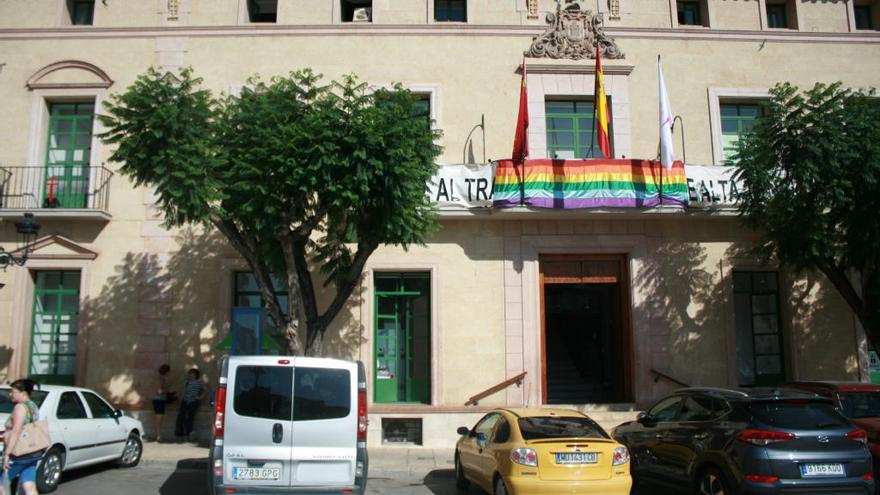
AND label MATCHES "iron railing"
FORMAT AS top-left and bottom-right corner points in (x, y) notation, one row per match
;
(0, 165), (114, 211)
